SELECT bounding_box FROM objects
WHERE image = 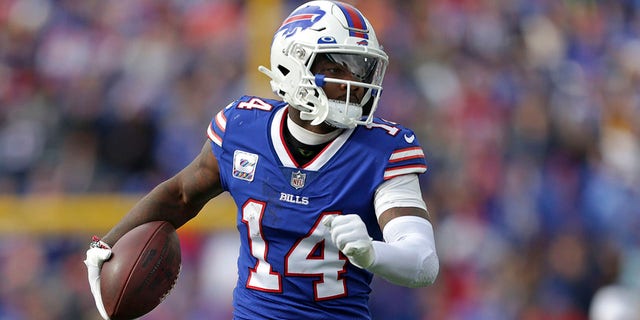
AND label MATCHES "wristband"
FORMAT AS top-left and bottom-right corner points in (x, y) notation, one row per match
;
(89, 236), (111, 249)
